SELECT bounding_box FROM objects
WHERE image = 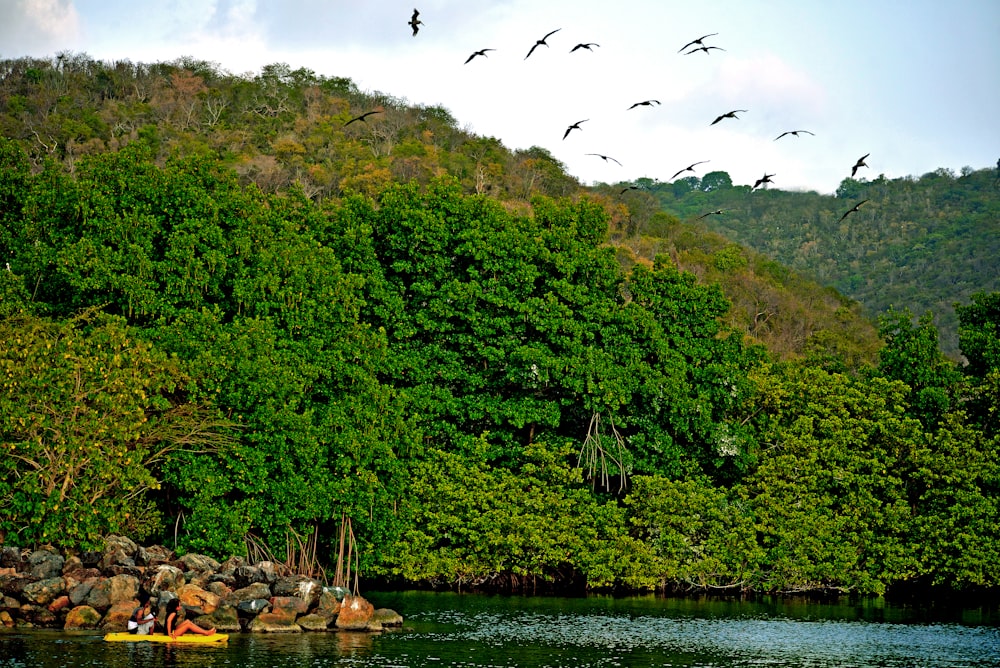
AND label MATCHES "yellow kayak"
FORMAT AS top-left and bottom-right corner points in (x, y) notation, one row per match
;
(104, 632), (229, 643)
